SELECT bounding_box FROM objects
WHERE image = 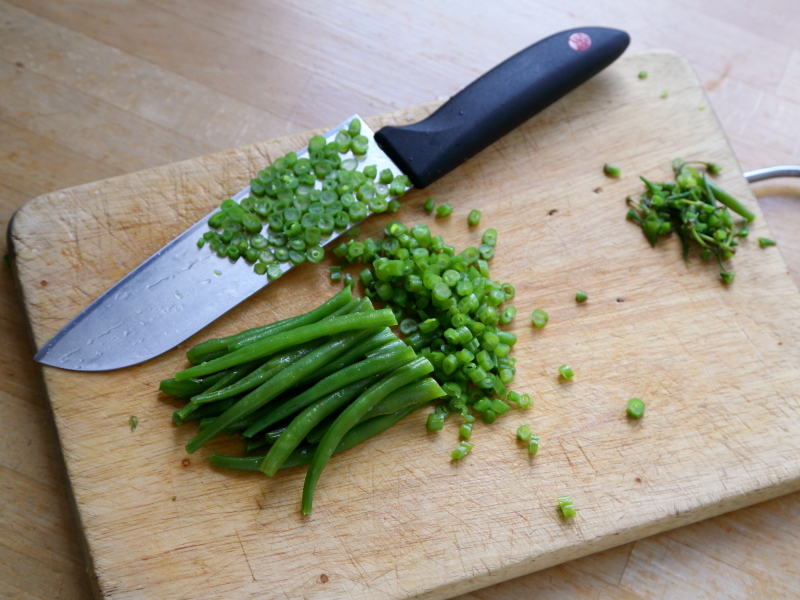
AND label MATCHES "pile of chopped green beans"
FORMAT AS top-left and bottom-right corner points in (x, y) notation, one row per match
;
(197, 118), (410, 279)
(325, 220), (531, 448)
(626, 159), (755, 283)
(160, 285), (445, 514)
